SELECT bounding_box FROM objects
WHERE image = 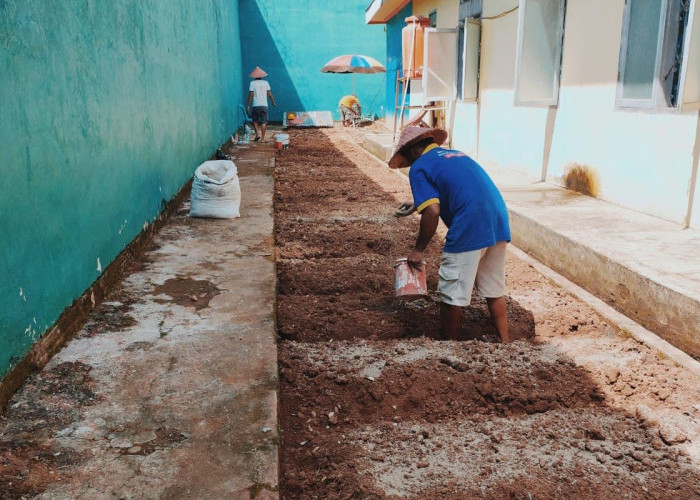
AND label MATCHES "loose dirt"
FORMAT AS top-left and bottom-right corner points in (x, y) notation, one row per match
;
(276, 125), (700, 498)
(2, 123), (700, 499)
